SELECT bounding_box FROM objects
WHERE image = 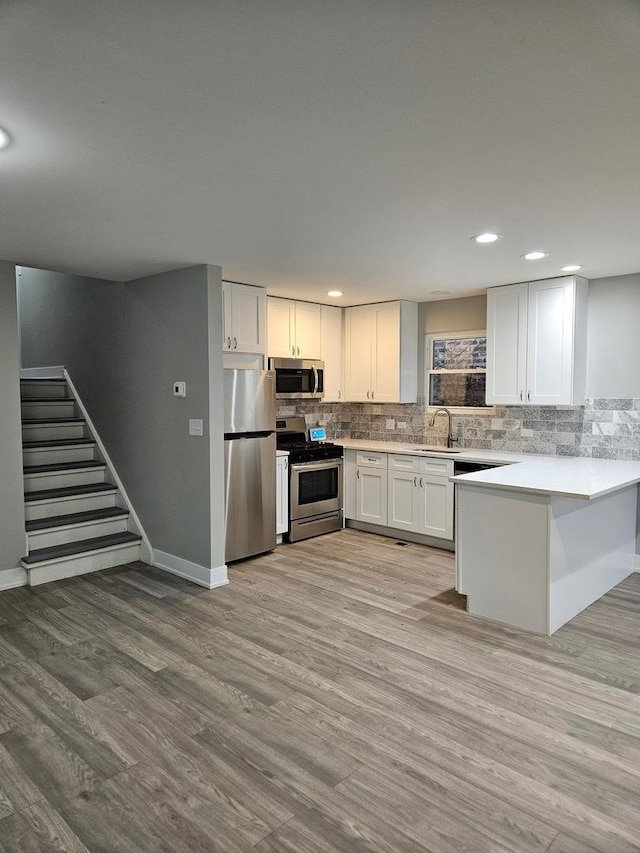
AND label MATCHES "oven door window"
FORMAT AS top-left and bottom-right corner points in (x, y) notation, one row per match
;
(297, 466), (339, 505)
